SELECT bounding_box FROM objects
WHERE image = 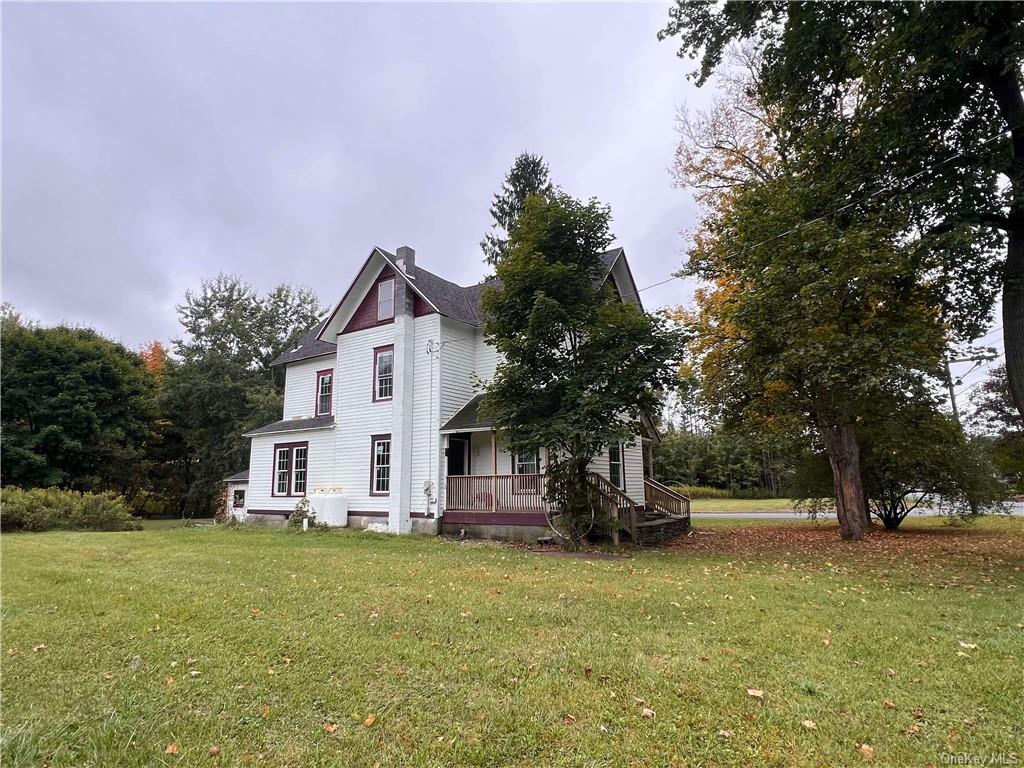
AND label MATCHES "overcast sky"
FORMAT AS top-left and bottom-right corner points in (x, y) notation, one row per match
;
(3, 2), (1002, 407)
(3, 1), (706, 349)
